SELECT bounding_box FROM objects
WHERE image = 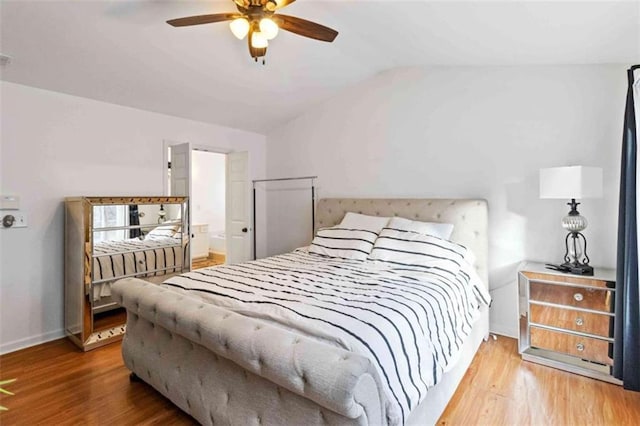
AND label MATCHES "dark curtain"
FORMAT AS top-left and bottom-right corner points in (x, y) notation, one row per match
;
(614, 65), (640, 391)
(129, 204), (142, 238)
